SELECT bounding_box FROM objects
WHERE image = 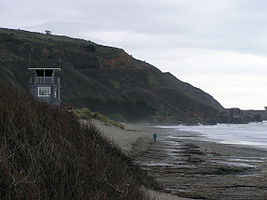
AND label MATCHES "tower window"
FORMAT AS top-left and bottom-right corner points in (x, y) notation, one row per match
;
(38, 87), (51, 97)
